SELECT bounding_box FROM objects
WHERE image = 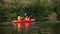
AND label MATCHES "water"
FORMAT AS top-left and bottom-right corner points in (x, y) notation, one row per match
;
(0, 21), (59, 34)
